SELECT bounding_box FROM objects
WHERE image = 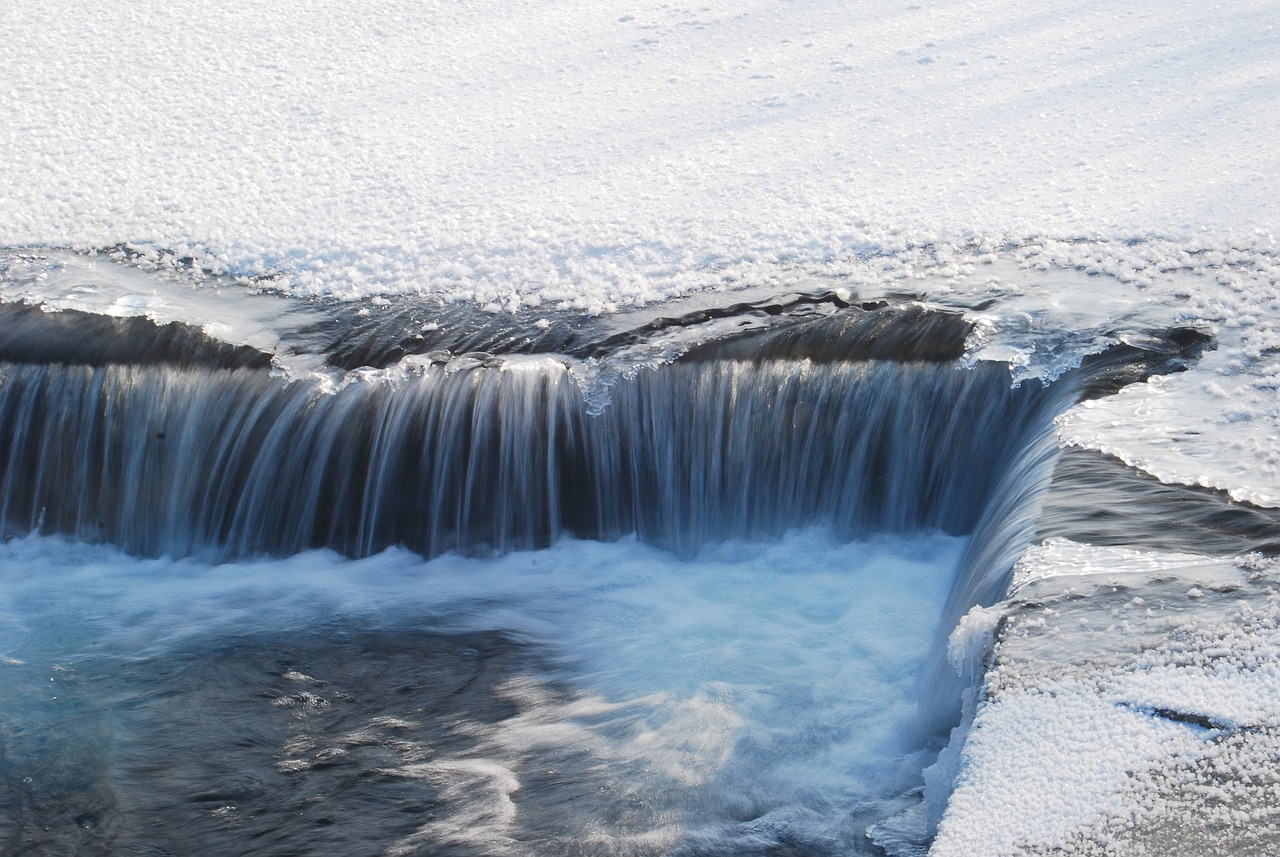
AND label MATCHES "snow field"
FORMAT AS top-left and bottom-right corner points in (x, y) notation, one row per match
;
(2, 1), (1278, 308)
